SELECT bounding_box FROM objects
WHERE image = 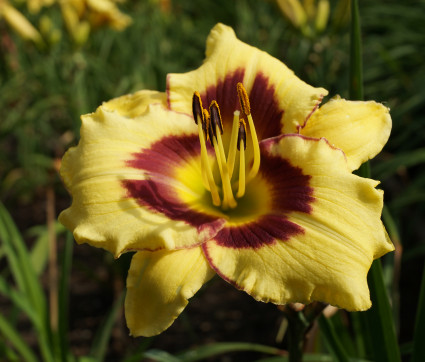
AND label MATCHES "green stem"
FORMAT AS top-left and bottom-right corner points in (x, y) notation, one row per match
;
(287, 311), (307, 362)
(284, 303), (327, 362)
(349, 0), (363, 101)
(349, 2), (400, 361)
(411, 264), (425, 362)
